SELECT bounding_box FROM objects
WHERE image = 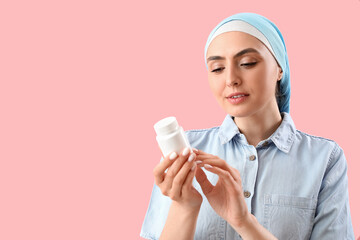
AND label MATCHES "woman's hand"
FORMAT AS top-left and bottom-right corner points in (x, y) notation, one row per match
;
(195, 150), (250, 228)
(153, 147), (203, 210)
